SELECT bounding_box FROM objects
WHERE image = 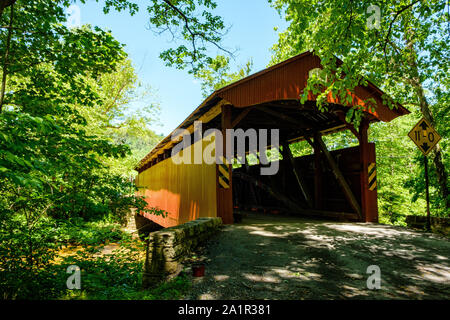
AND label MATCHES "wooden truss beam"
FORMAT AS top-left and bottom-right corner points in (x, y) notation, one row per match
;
(259, 107), (317, 147)
(313, 133), (323, 210)
(334, 110), (361, 142)
(259, 106), (313, 129)
(282, 143), (314, 208)
(233, 171), (304, 212)
(231, 107), (253, 128)
(315, 133), (362, 219)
